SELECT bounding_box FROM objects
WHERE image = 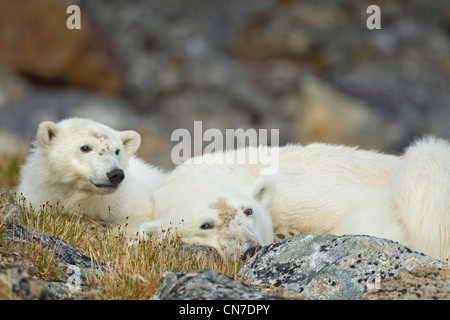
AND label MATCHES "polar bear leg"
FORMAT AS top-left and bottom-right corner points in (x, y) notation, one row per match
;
(391, 137), (450, 262)
(332, 190), (408, 245)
